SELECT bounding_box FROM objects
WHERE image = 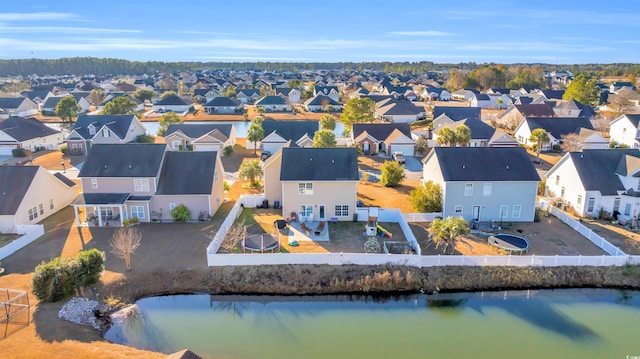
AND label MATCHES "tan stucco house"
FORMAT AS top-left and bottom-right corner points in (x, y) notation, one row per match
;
(66, 115), (147, 155)
(163, 123), (236, 152)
